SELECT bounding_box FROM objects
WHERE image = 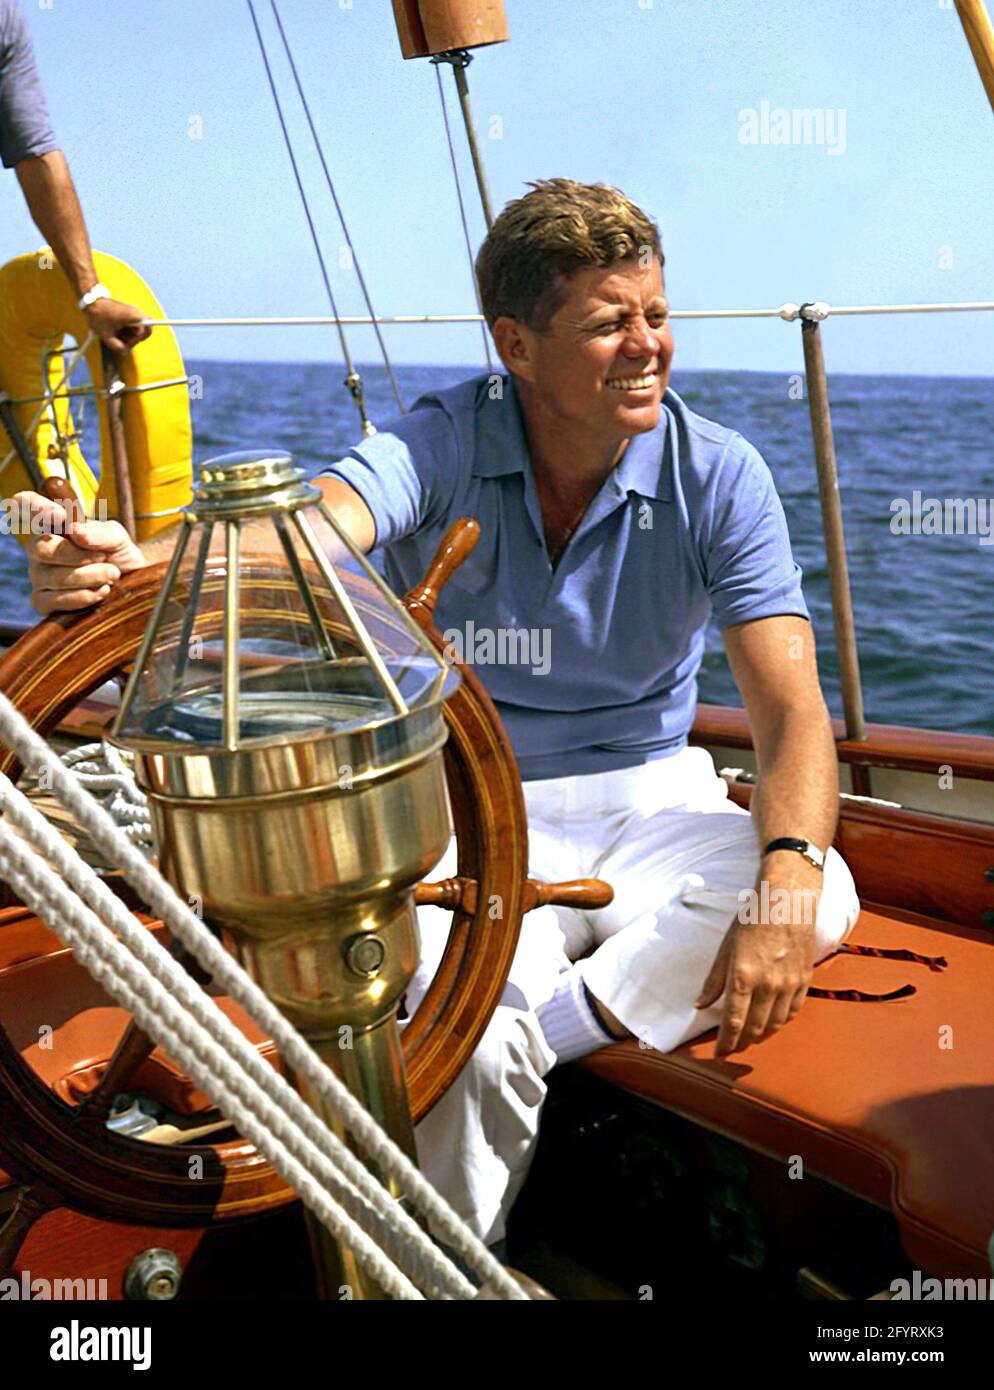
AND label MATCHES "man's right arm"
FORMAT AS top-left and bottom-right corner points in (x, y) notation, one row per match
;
(21, 477), (377, 616)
